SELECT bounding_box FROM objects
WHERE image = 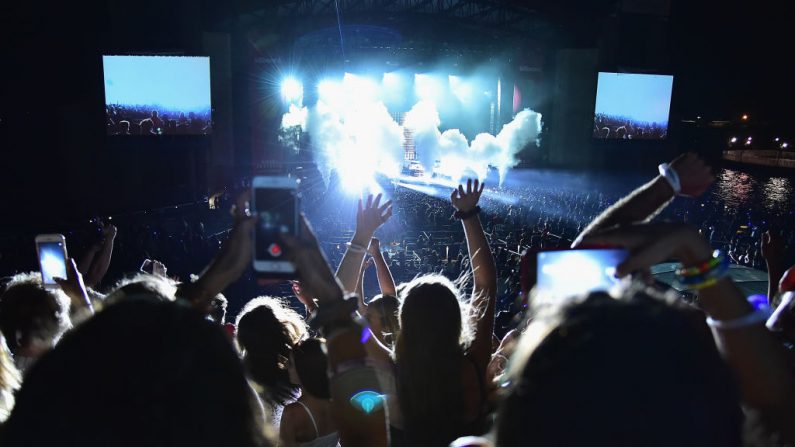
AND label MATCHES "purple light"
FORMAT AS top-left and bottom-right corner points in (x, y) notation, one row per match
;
(360, 326), (373, 344)
(747, 294), (768, 310)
